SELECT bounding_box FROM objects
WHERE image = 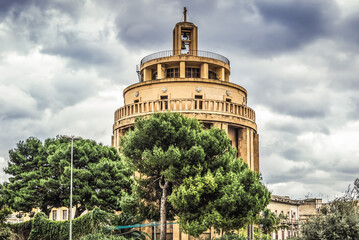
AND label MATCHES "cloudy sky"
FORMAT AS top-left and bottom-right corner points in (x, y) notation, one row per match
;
(1, 0), (359, 201)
